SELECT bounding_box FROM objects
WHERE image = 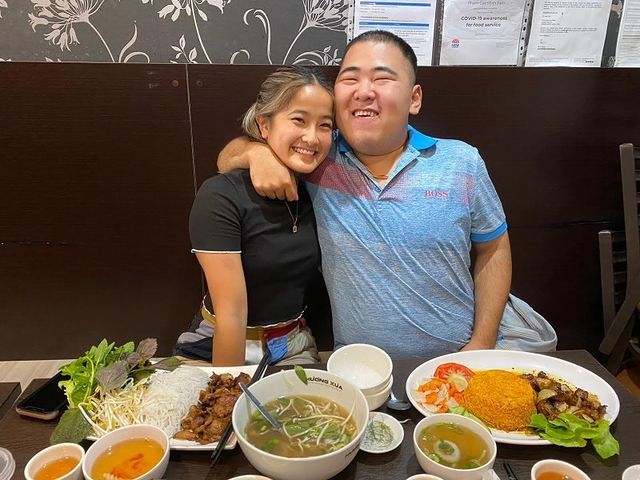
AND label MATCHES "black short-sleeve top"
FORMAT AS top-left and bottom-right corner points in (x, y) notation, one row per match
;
(189, 170), (320, 327)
